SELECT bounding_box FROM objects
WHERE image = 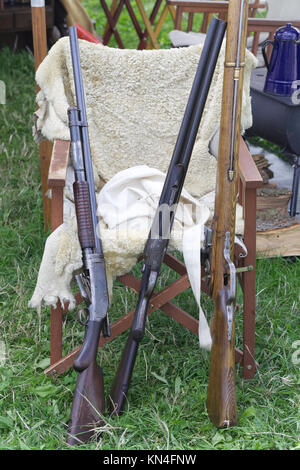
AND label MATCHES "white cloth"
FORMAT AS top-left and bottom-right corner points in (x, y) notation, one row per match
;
(30, 38), (255, 349)
(31, 165), (246, 350)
